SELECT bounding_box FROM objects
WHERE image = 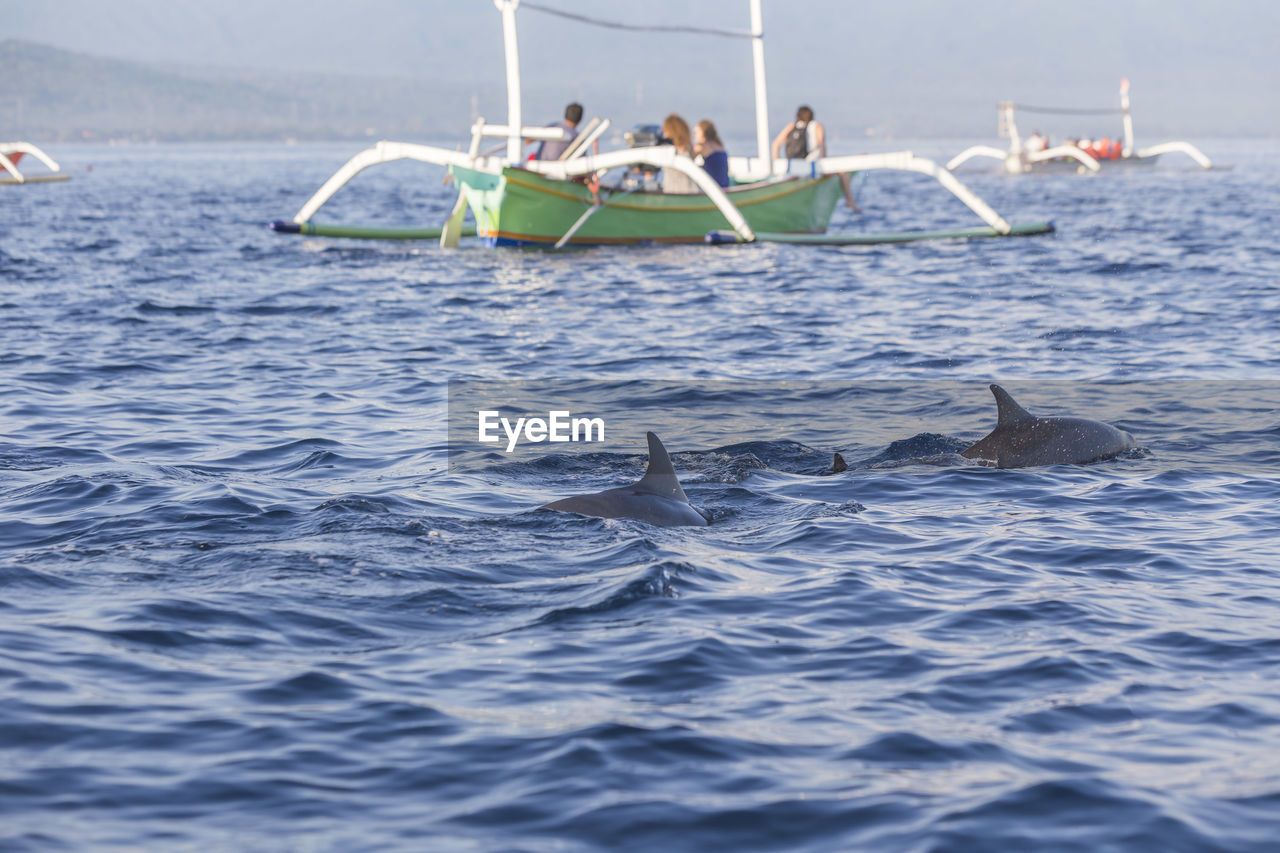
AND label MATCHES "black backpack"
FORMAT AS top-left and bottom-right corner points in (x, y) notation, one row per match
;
(784, 121), (809, 158)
